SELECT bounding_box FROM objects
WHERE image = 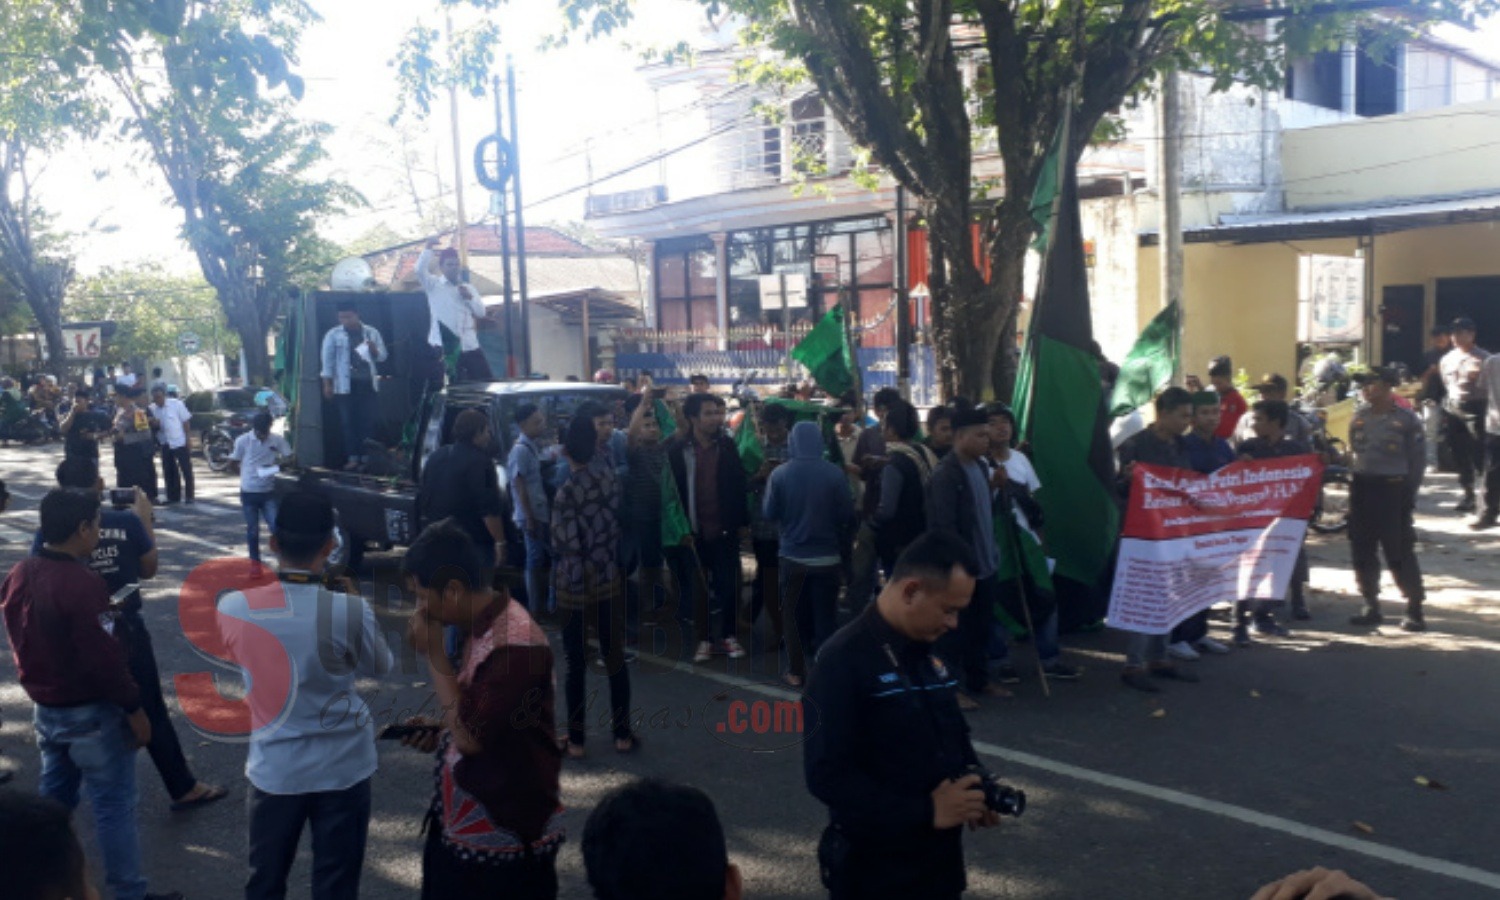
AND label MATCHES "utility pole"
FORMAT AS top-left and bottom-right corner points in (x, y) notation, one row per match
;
(446, 11), (469, 266)
(507, 55), (533, 377)
(1157, 70), (1185, 381)
(492, 75), (516, 370)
